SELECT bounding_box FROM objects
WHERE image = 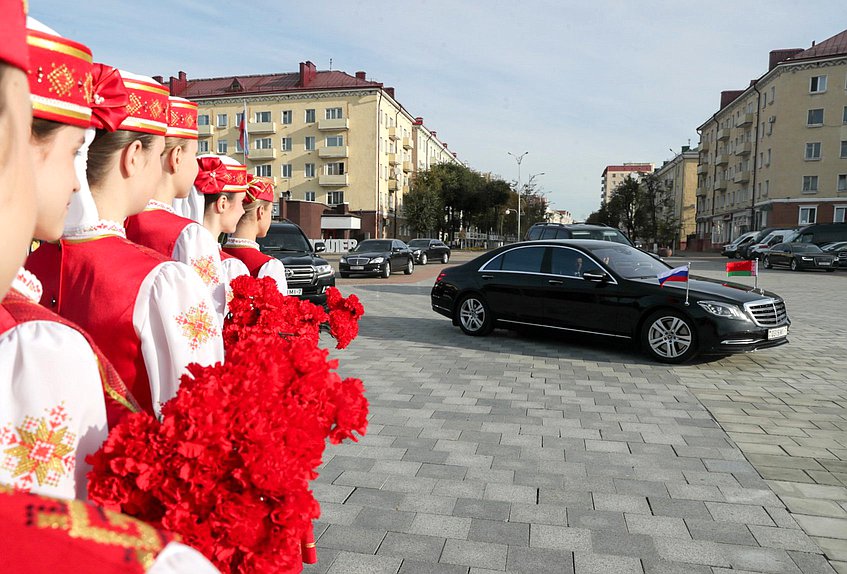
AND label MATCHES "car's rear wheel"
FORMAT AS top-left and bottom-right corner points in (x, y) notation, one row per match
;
(442, 253), (450, 264)
(456, 294), (494, 336)
(404, 258), (414, 275)
(790, 259), (800, 272)
(764, 256), (773, 269)
(419, 253), (427, 265)
(381, 262), (391, 278)
(642, 310), (698, 364)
